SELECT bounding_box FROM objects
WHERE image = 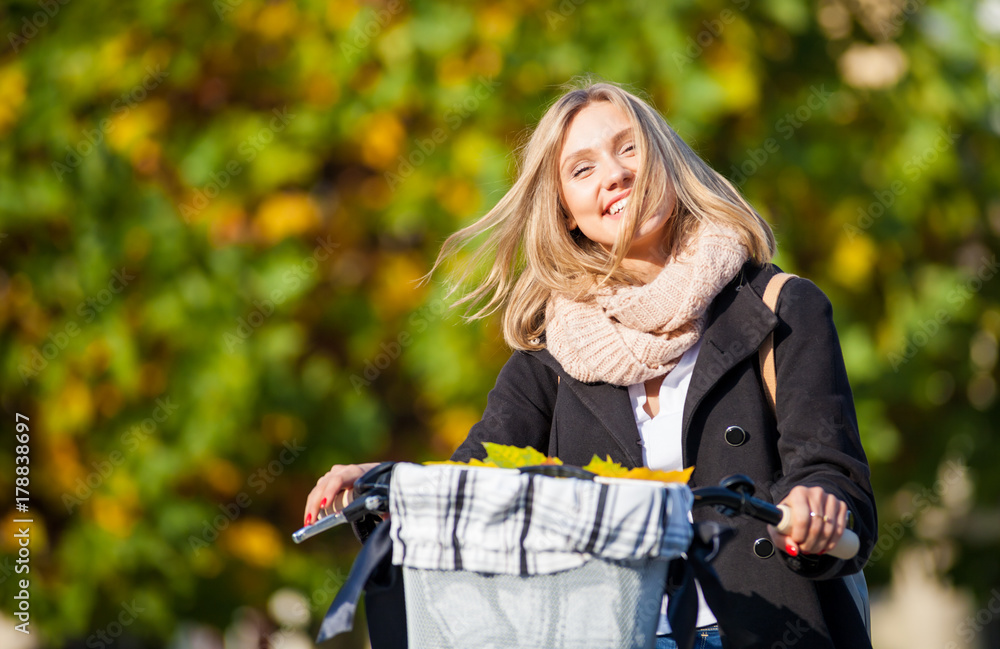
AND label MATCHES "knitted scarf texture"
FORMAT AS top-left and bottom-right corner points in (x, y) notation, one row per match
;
(545, 224), (749, 386)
